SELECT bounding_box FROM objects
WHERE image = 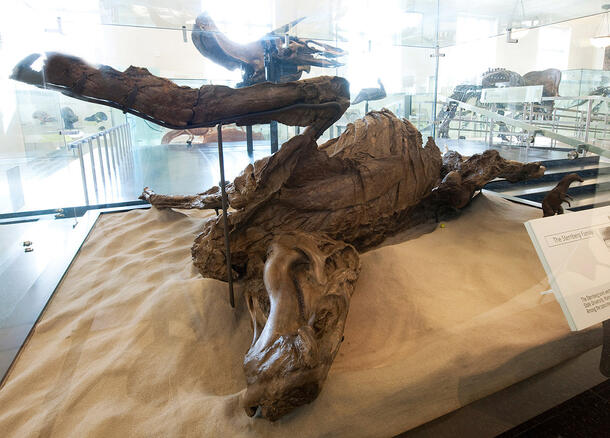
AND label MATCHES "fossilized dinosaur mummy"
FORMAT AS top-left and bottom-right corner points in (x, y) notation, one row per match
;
(141, 110), (545, 420)
(12, 53), (546, 421)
